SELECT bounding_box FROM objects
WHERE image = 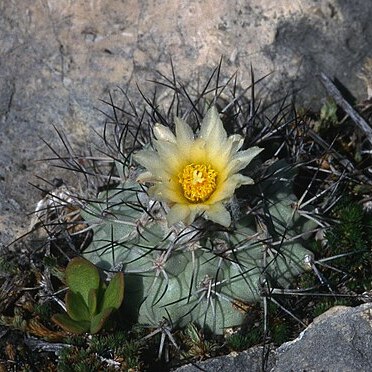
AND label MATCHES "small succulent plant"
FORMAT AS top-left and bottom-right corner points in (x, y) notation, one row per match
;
(52, 257), (124, 334)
